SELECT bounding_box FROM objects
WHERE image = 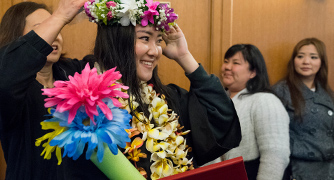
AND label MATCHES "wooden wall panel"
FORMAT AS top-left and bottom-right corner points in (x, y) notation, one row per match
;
(61, 17), (97, 60)
(0, 1), (12, 19)
(218, 0), (334, 88)
(211, 0), (224, 78)
(157, 0), (212, 89)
